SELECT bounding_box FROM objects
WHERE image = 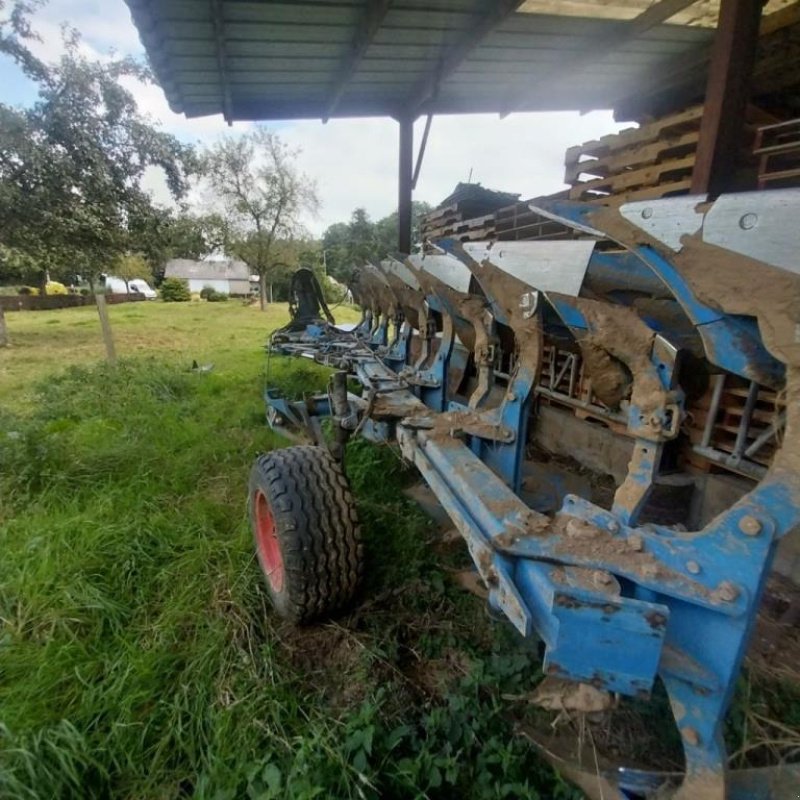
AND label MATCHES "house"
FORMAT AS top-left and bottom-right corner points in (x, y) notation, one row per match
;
(164, 259), (253, 296)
